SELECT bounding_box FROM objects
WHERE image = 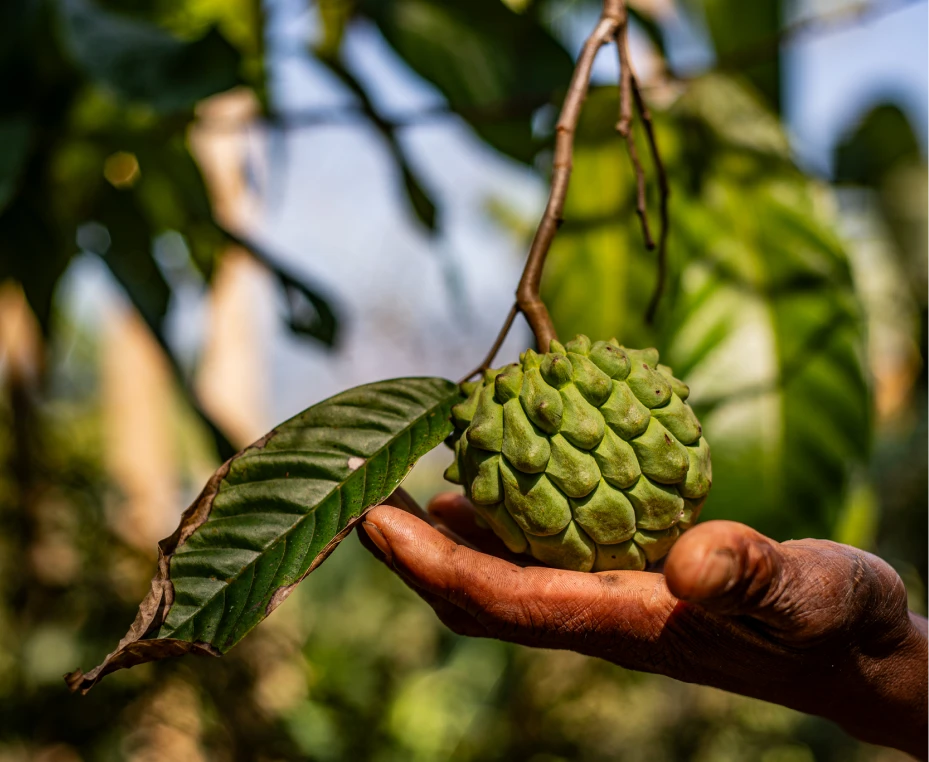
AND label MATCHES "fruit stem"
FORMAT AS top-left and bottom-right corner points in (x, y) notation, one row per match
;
(517, 0), (625, 348)
(464, 0), (669, 381)
(460, 304), (519, 384)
